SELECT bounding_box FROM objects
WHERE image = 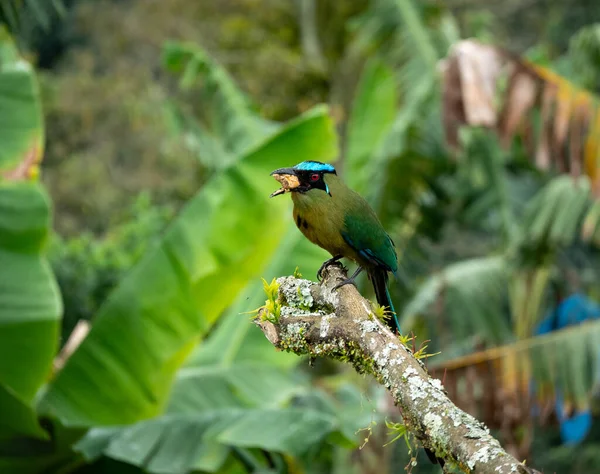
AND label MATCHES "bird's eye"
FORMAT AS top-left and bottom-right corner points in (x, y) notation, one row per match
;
(310, 173), (320, 182)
